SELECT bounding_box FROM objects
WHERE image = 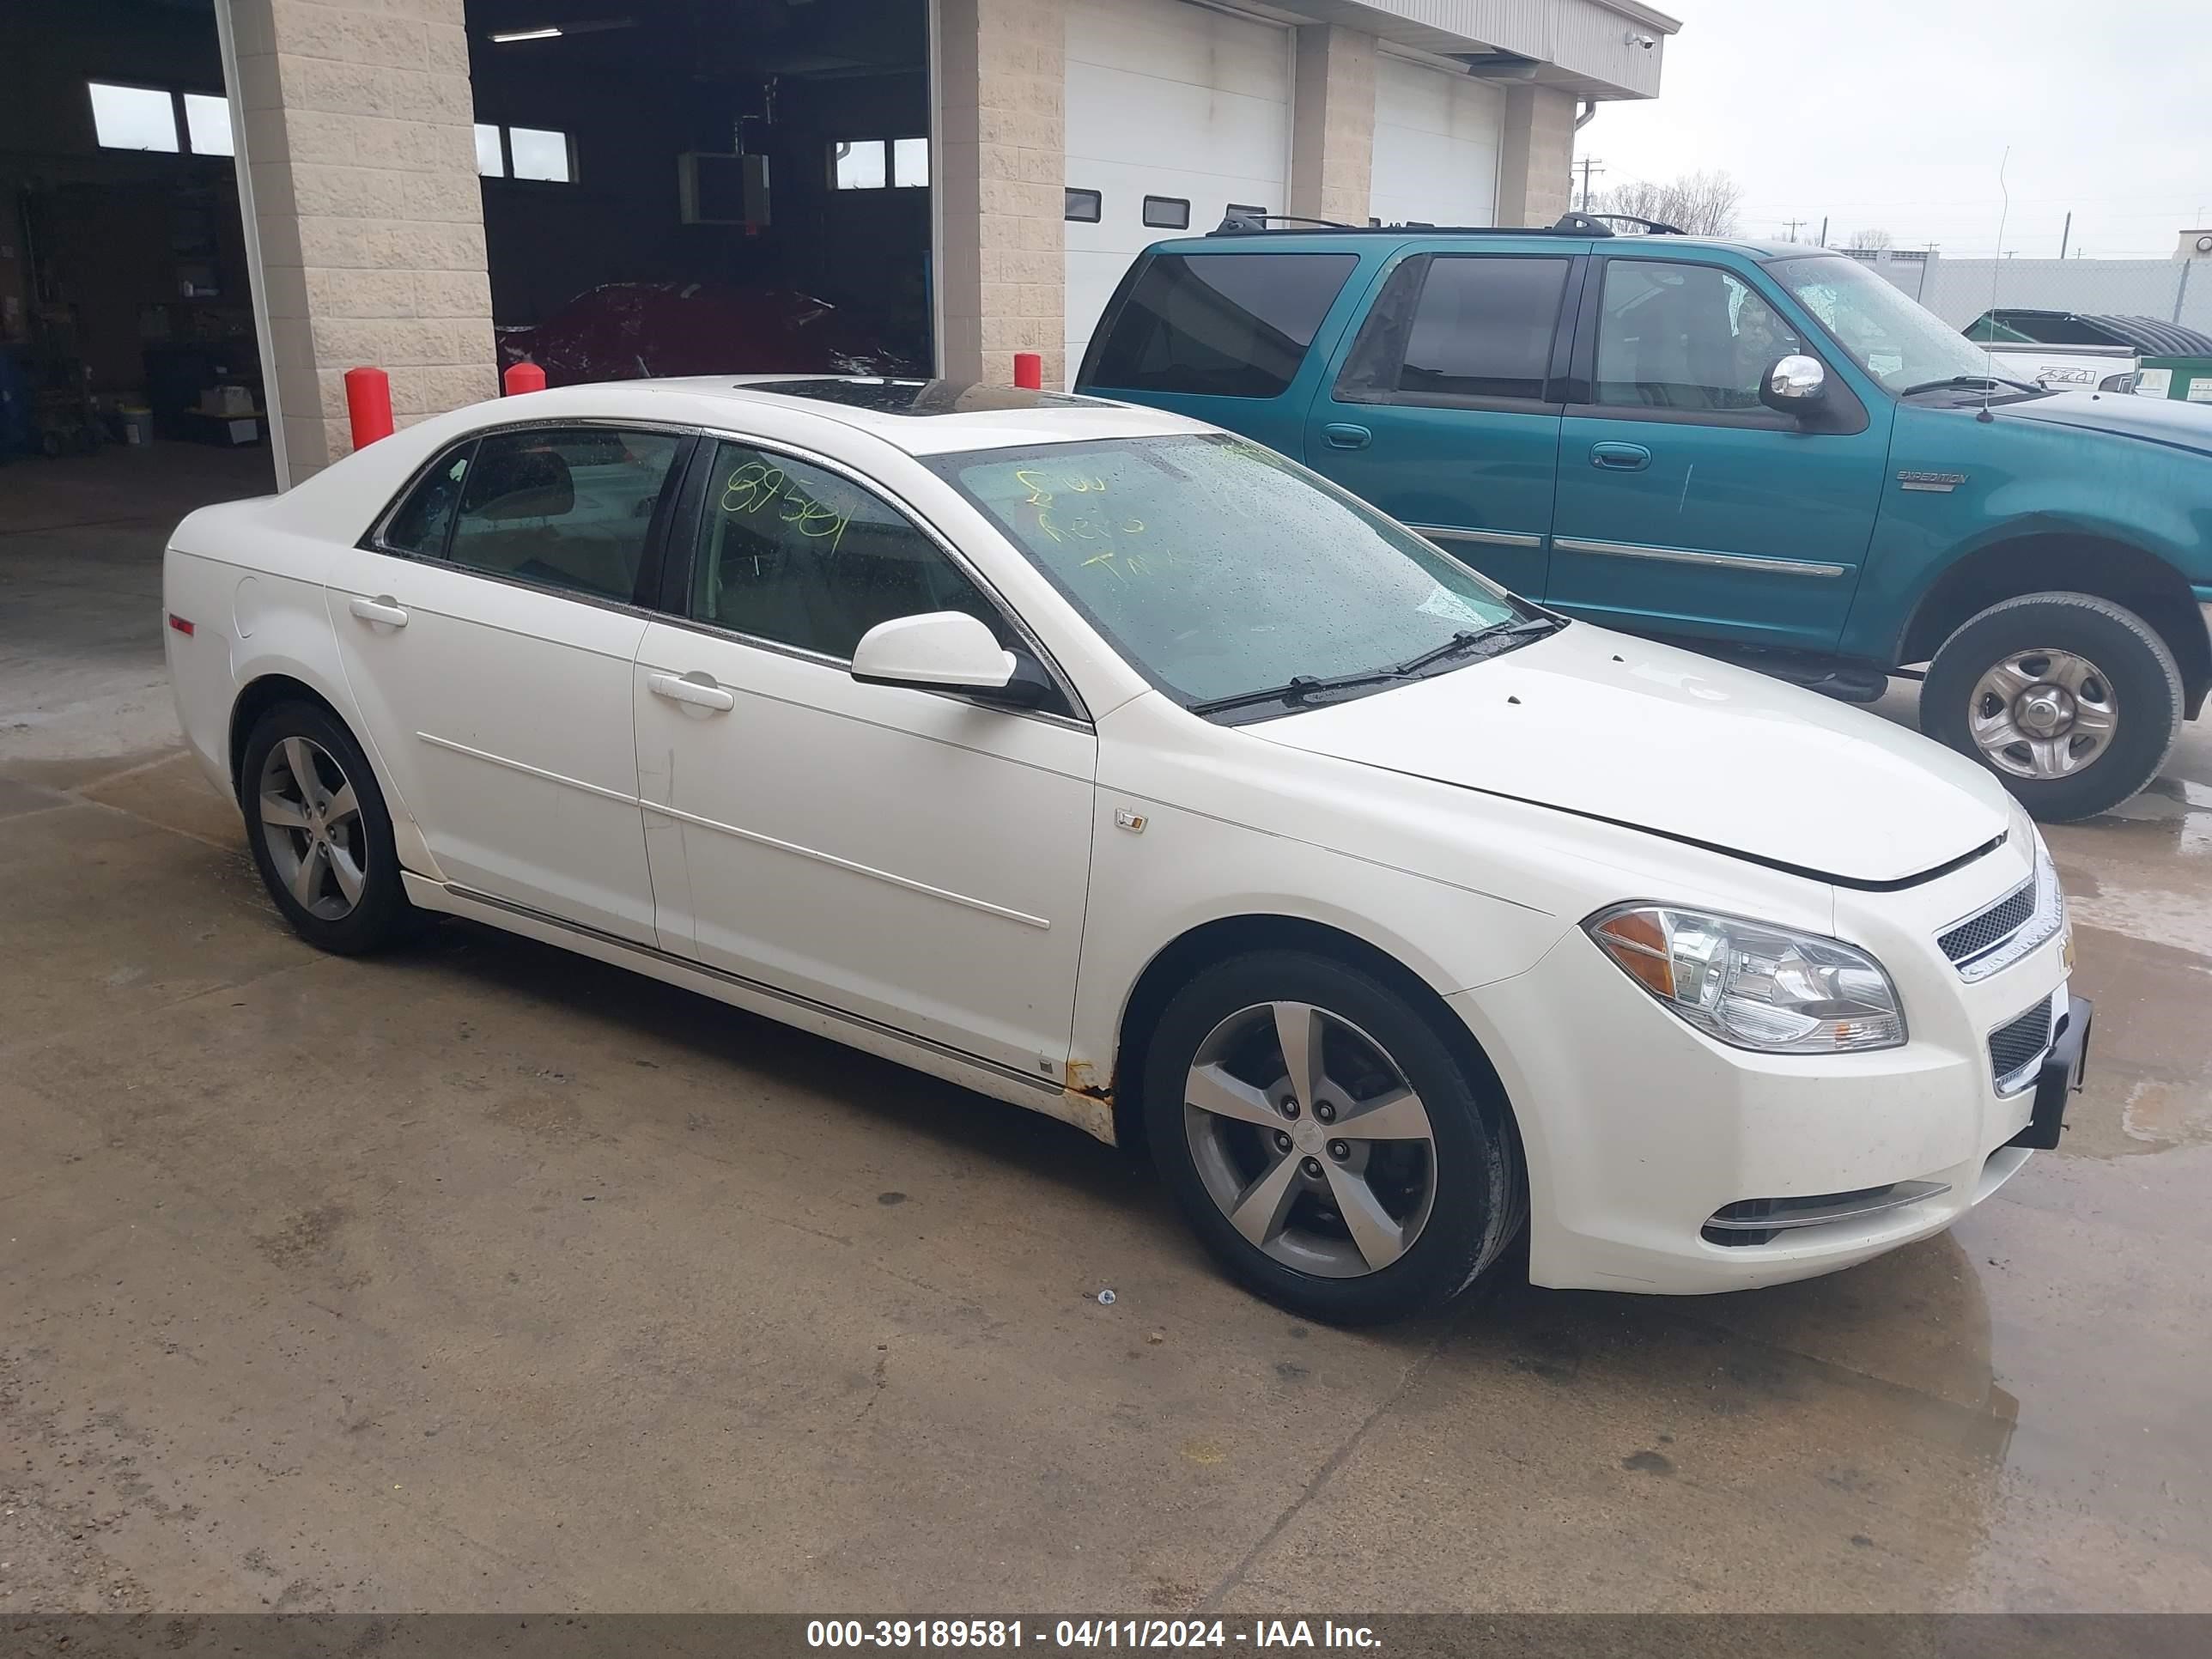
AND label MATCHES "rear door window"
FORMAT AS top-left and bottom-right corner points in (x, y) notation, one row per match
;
(445, 427), (684, 605)
(1337, 254), (1570, 404)
(1085, 252), (1358, 399)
